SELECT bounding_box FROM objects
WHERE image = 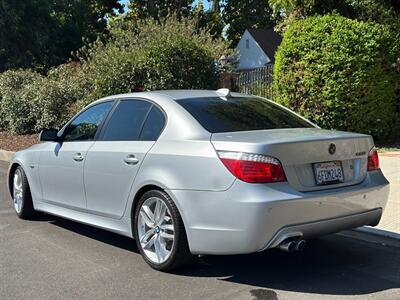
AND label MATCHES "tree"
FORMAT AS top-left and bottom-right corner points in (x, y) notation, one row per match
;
(196, 0), (225, 39)
(197, 0), (204, 13)
(0, 0), (54, 71)
(0, 0), (123, 72)
(211, 0), (220, 13)
(222, 0), (275, 46)
(50, 1), (124, 70)
(269, 0), (400, 31)
(127, 0), (194, 20)
(114, 1), (224, 39)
